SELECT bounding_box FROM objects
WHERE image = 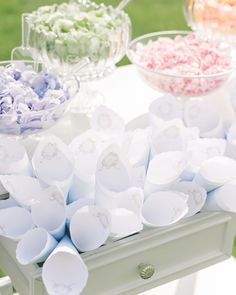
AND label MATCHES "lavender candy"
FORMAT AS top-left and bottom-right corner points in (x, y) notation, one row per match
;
(0, 61), (74, 135)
